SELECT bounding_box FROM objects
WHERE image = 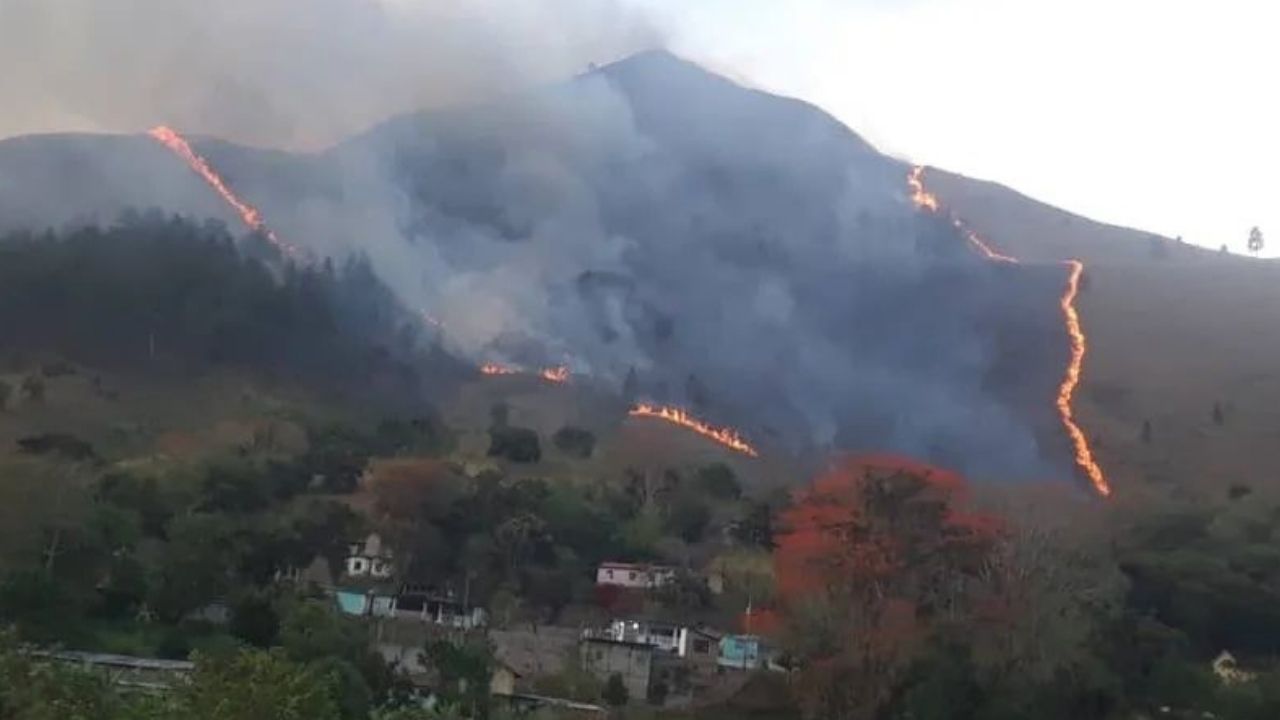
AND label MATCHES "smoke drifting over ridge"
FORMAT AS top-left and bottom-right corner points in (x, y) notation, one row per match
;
(0, 22), (1071, 481)
(0, 0), (658, 148)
